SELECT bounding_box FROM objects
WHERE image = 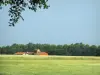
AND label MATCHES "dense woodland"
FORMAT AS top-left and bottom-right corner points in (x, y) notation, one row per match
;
(0, 43), (100, 56)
